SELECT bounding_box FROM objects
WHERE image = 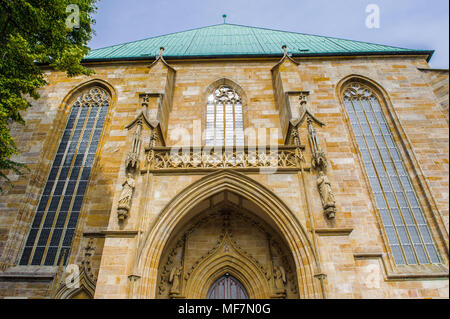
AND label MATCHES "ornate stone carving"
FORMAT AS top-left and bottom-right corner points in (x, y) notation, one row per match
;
(125, 120), (142, 171)
(117, 173), (136, 221)
(295, 91), (325, 128)
(158, 233), (188, 297)
(308, 118), (328, 173)
(290, 128), (305, 165)
(53, 239), (97, 299)
(270, 239), (297, 294)
(148, 146), (298, 171)
(298, 91), (308, 106)
(317, 170), (337, 219)
(273, 265), (287, 294)
(72, 87), (111, 108)
(311, 150), (328, 172)
(156, 206), (299, 299)
(291, 128), (301, 147)
(81, 238), (96, 280)
(169, 265), (183, 296)
(213, 85), (241, 104)
(344, 82), (376, 100)
(307, 117), (337, 219)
